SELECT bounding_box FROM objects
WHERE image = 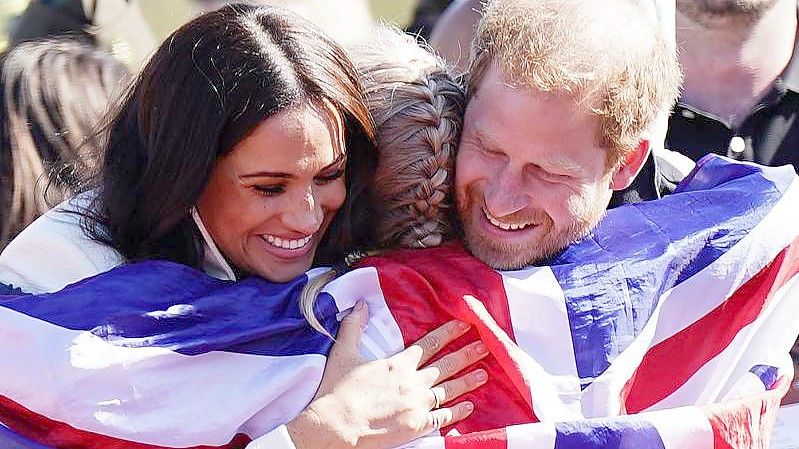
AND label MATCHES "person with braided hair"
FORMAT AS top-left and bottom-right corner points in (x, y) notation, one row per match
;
(353, 28), (464, 251)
